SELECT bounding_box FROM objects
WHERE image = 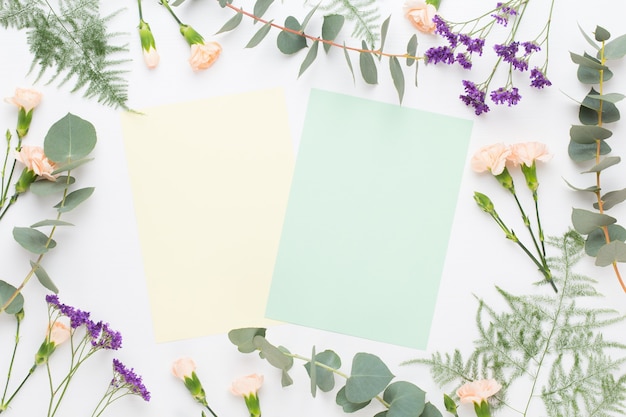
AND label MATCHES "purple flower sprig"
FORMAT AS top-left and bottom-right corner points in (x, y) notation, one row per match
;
(44, 295), (127, 417)
(424, 0), (555, 114)
(91, 359), (150, 417)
